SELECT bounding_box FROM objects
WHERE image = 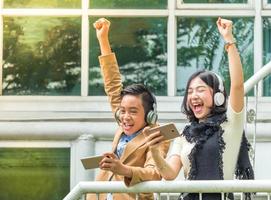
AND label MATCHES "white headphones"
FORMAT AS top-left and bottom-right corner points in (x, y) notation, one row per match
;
(212, 72), (225, 107)
(114, 90), (158, 125)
